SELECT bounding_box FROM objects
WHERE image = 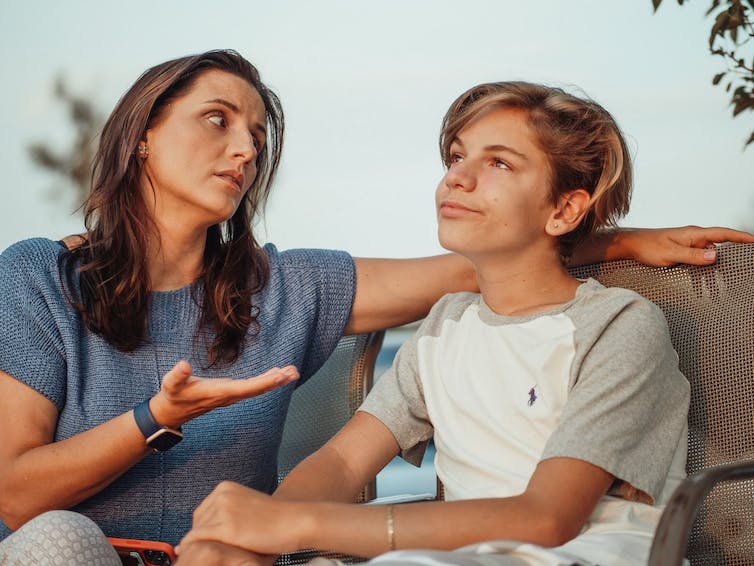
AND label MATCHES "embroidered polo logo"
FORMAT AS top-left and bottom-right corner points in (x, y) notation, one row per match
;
(527, 387), (537, 407)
